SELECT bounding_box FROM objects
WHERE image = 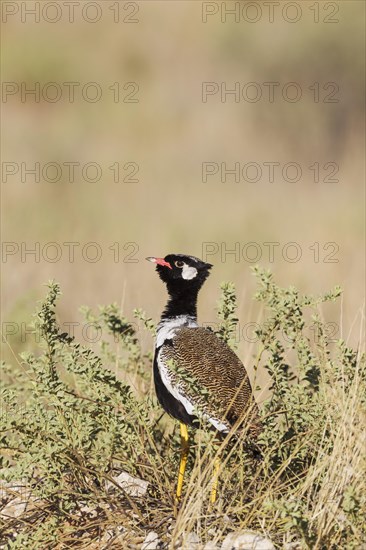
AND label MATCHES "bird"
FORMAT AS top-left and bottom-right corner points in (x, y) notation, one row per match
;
(146, 253), (260, 504)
